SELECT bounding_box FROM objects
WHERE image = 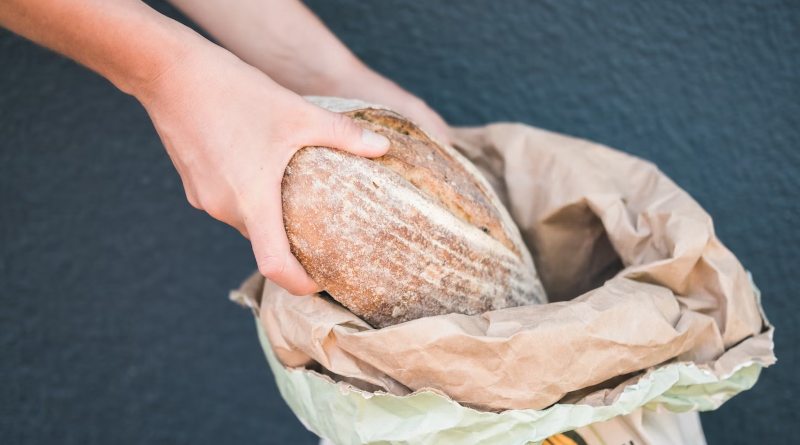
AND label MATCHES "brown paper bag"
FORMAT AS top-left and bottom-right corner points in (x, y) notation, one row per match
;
(241, 122), (773, 412)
